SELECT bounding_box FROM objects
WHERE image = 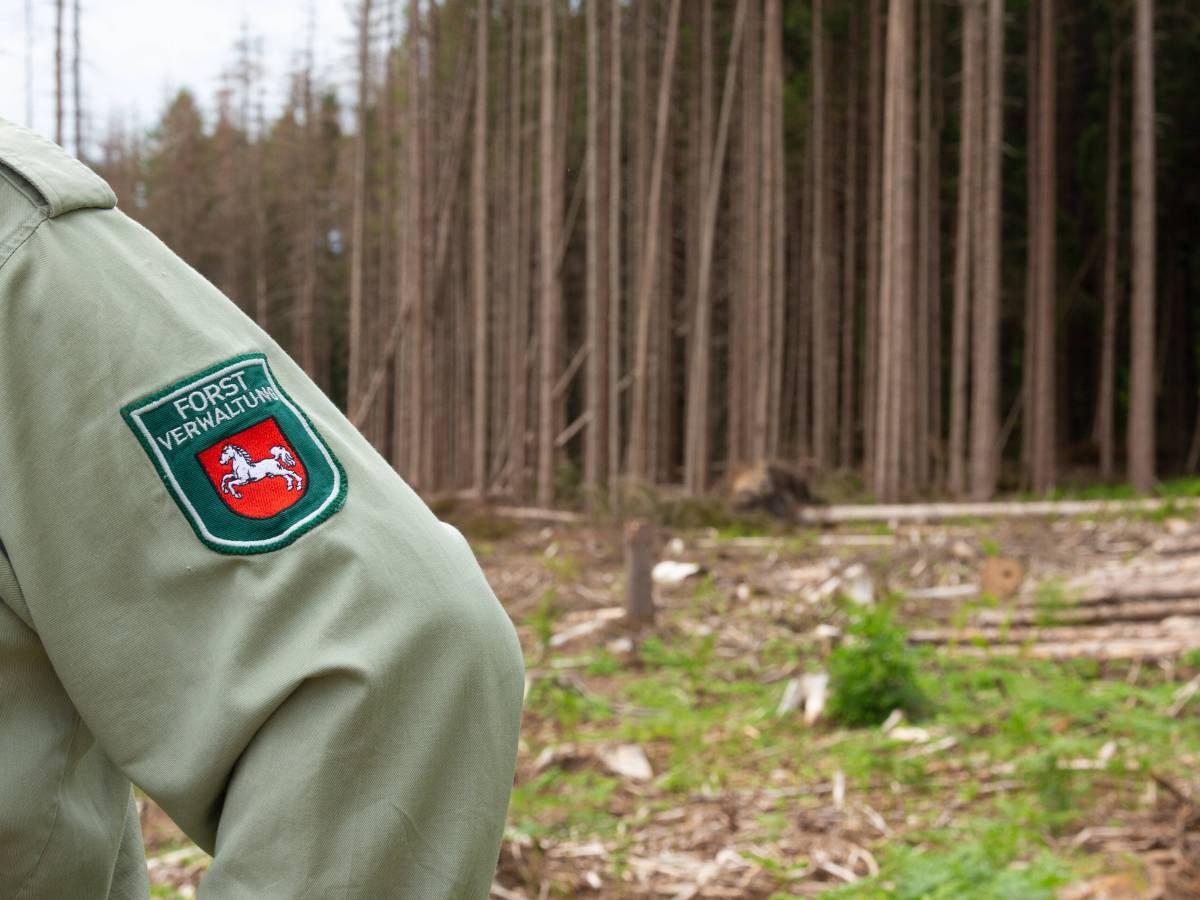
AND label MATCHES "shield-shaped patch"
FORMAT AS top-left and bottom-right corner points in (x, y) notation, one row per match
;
(122, 353), (347, 553)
